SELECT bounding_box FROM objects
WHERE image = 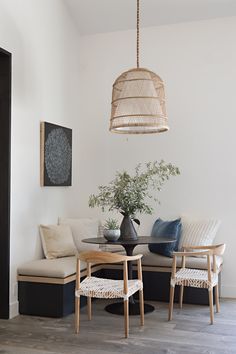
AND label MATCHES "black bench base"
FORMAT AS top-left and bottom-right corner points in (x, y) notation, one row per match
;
(18, 269), (220, 317)
(18, 280), (83, 317)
